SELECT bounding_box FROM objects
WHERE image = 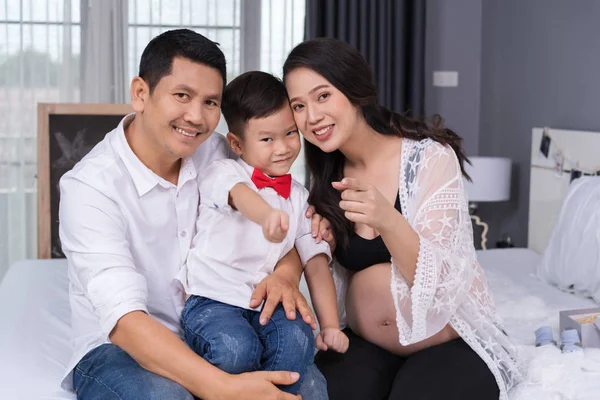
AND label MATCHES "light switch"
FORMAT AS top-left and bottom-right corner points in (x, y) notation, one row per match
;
(433, 71), (459, 87)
